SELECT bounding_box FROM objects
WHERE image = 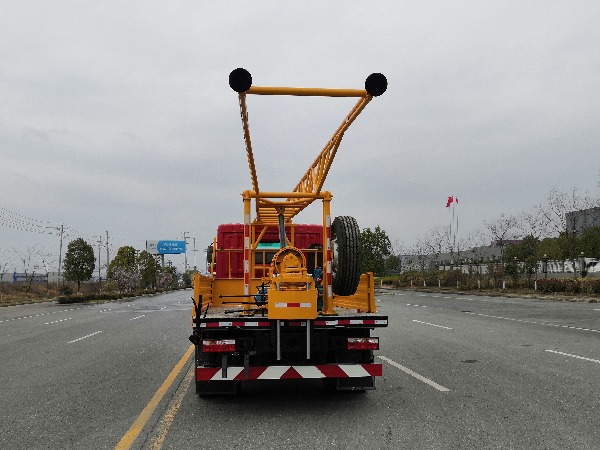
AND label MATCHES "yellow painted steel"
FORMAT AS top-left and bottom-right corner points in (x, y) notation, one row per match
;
(333, 272), (377, 313)
(192, 273), (212, 309)
(267, 289), (318, 320)
(264, 246), (318, 320)
(237, 81), (373, 225)
(247, 86), (367, 97)
(293, 96), (372, 197)
(238, 93), (259, 197)
(320, 194), (336, 316)
(203, 73), (383, 321)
